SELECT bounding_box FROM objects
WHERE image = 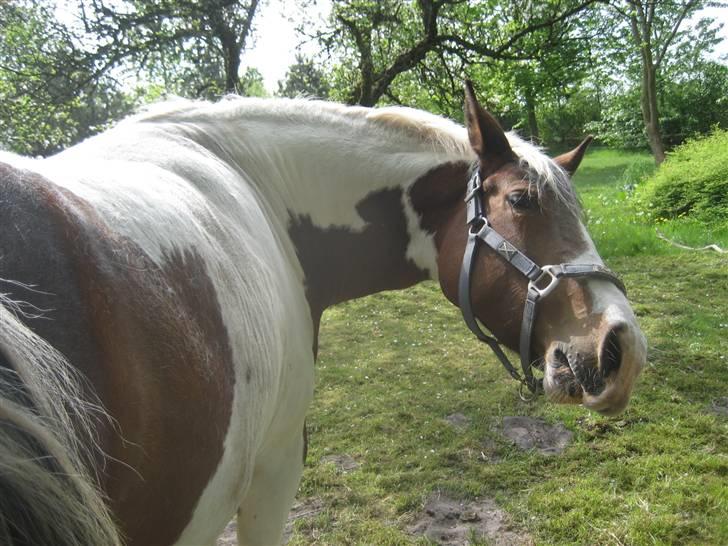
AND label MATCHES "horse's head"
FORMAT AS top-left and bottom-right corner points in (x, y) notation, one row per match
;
(415, 83), (646, 415)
